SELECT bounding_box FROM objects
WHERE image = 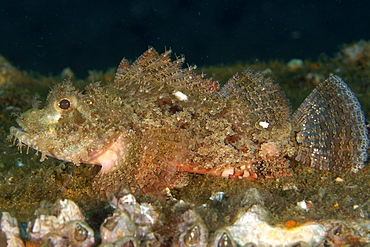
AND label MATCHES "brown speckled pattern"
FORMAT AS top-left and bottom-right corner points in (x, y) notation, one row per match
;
(9, 48), (368, 196)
